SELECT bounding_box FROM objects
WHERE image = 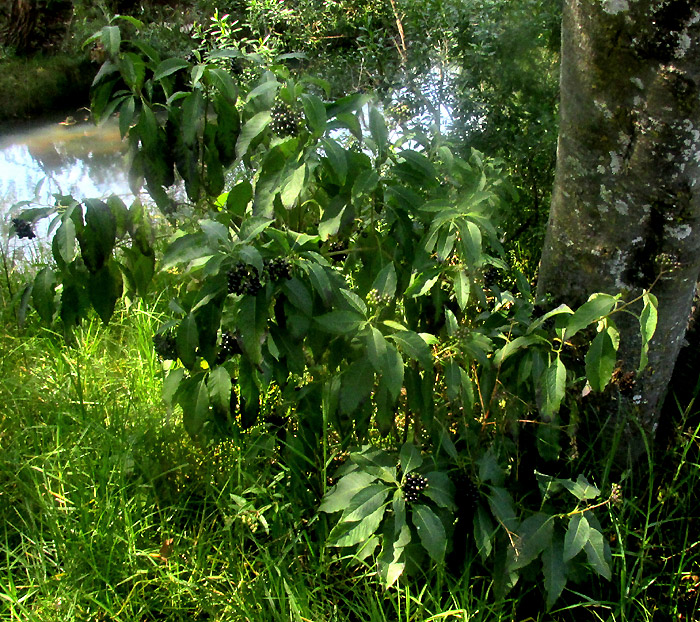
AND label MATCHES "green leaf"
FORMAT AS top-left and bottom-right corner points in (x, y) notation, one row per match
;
(330, 504), (387, 547)
(320, 471), (377, 514)
(341, 483), (390, 523)
(79, 199), (116, 273)
(301, 93), (326, 134)
(237, 295), (265, 366)
(563, 514), (590, 562)
(388, 331), (433, 369)
(226, 180), (253, 218)
(54, 219), (76, 265)
(101, 25), (121, 56)
(585, 324), (619, 392)
(366, 326), (388, 373)
(179, 375), (210, 438)
(494, 335), (541, 367)
(561, 474), (600, 501)
(423, 471), (455, 510)
(238, 216), (274, 242)
(382, 343), (404, 400)
(282, 278), (313, 316)
(584, 528), (612, 580)
(371, 262), (397, 299)
(563, 293), (618, 341)
(163, 367), (184, 408)
(412, 504), (446, 562)
(369, 106), (388, 157)
(526, 303), (574, 335)
(378, 522), (410, 588)
(280, 163), (306, 209)
(207, 66), (238, 102)
(32, 267), (56, 324)
(177, 313), (199, 370)
(161, 232), (210, 270)
(108, 93), (132, 132)
(340, 360), (375, 415)
(236, 111), (271, 159)
(88, 260), (123, 324)
(639, 292), (658, 372)
(474, 505), (494, 560)
(315, 311), (365, 334)
(540, 356), (566, 418)
(399, 443), (422, 475)
(452, 268), (470, 310)
(542, 539), (568, 609)
(444, 359), (462, 402)
(487, 486), (517, 532)
(352, 170), (379, 202)
(322, 138), (348, 186)
(456, 219), (482, 266)
(208, 366), (231, 414)
(510, 513), (554, 570)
